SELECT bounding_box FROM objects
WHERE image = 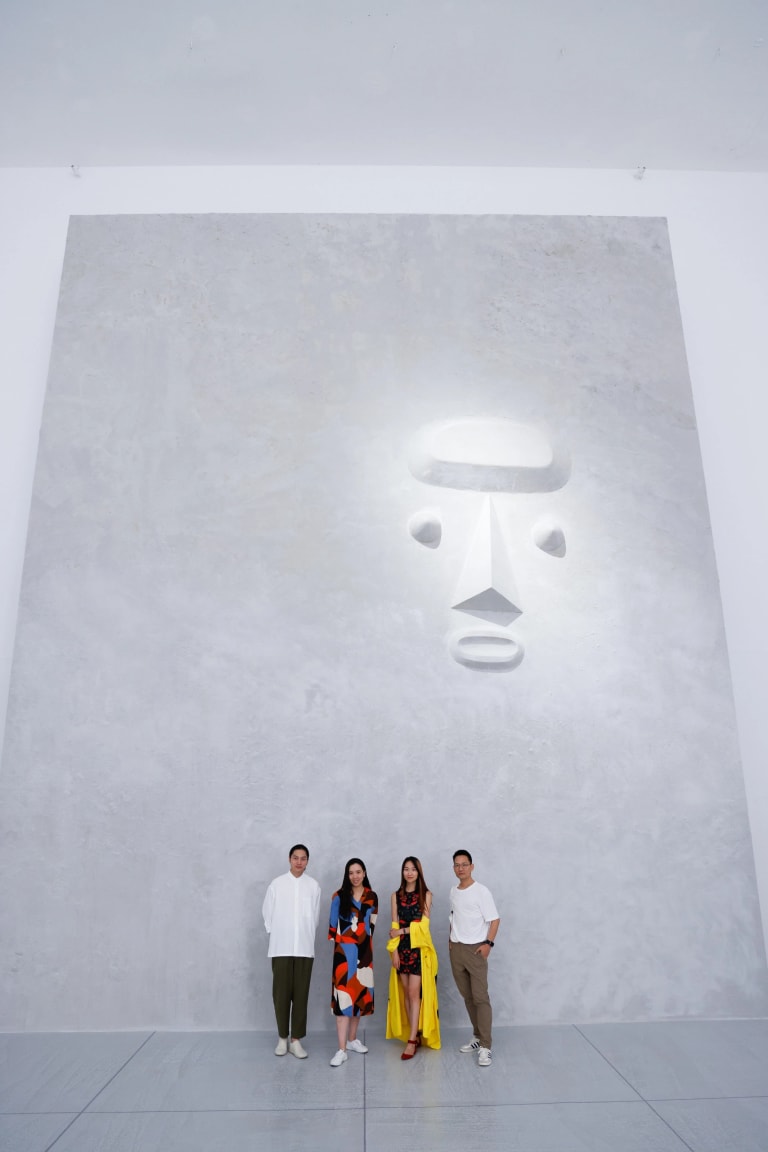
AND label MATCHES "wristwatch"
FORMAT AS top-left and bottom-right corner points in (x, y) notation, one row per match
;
(484, 939), (495, 948)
